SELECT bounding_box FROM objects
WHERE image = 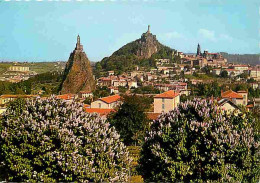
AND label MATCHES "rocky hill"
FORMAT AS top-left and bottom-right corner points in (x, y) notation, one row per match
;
(99, 25), (176, 72)
(60, 35), (95, 94)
